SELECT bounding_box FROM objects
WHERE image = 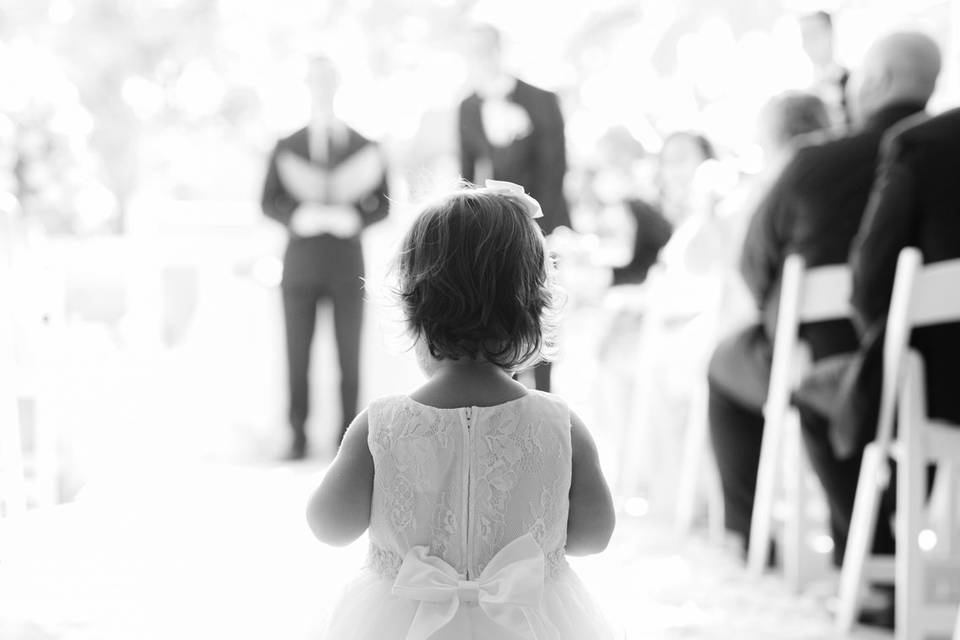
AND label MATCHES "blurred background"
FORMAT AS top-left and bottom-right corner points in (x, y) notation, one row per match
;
(1, 0), (959, 638)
